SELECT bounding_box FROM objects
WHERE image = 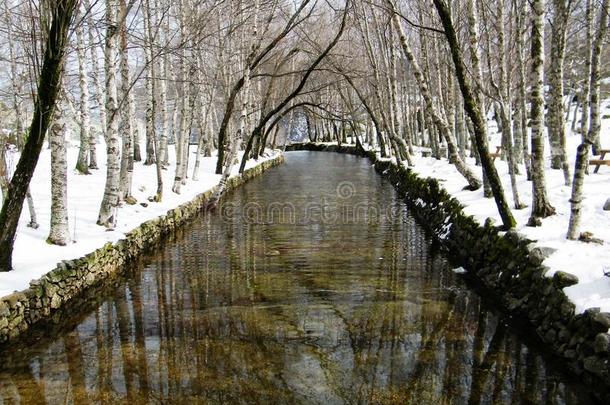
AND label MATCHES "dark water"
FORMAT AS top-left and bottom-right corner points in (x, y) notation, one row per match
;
(0, 152), (595, 404)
